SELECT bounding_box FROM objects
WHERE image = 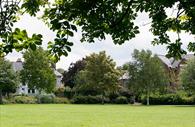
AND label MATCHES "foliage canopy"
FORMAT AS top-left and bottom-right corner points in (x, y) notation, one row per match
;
(21, 47), (56, 93)
(0, 0), (195, 61)
(128, 49), (168, 105)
